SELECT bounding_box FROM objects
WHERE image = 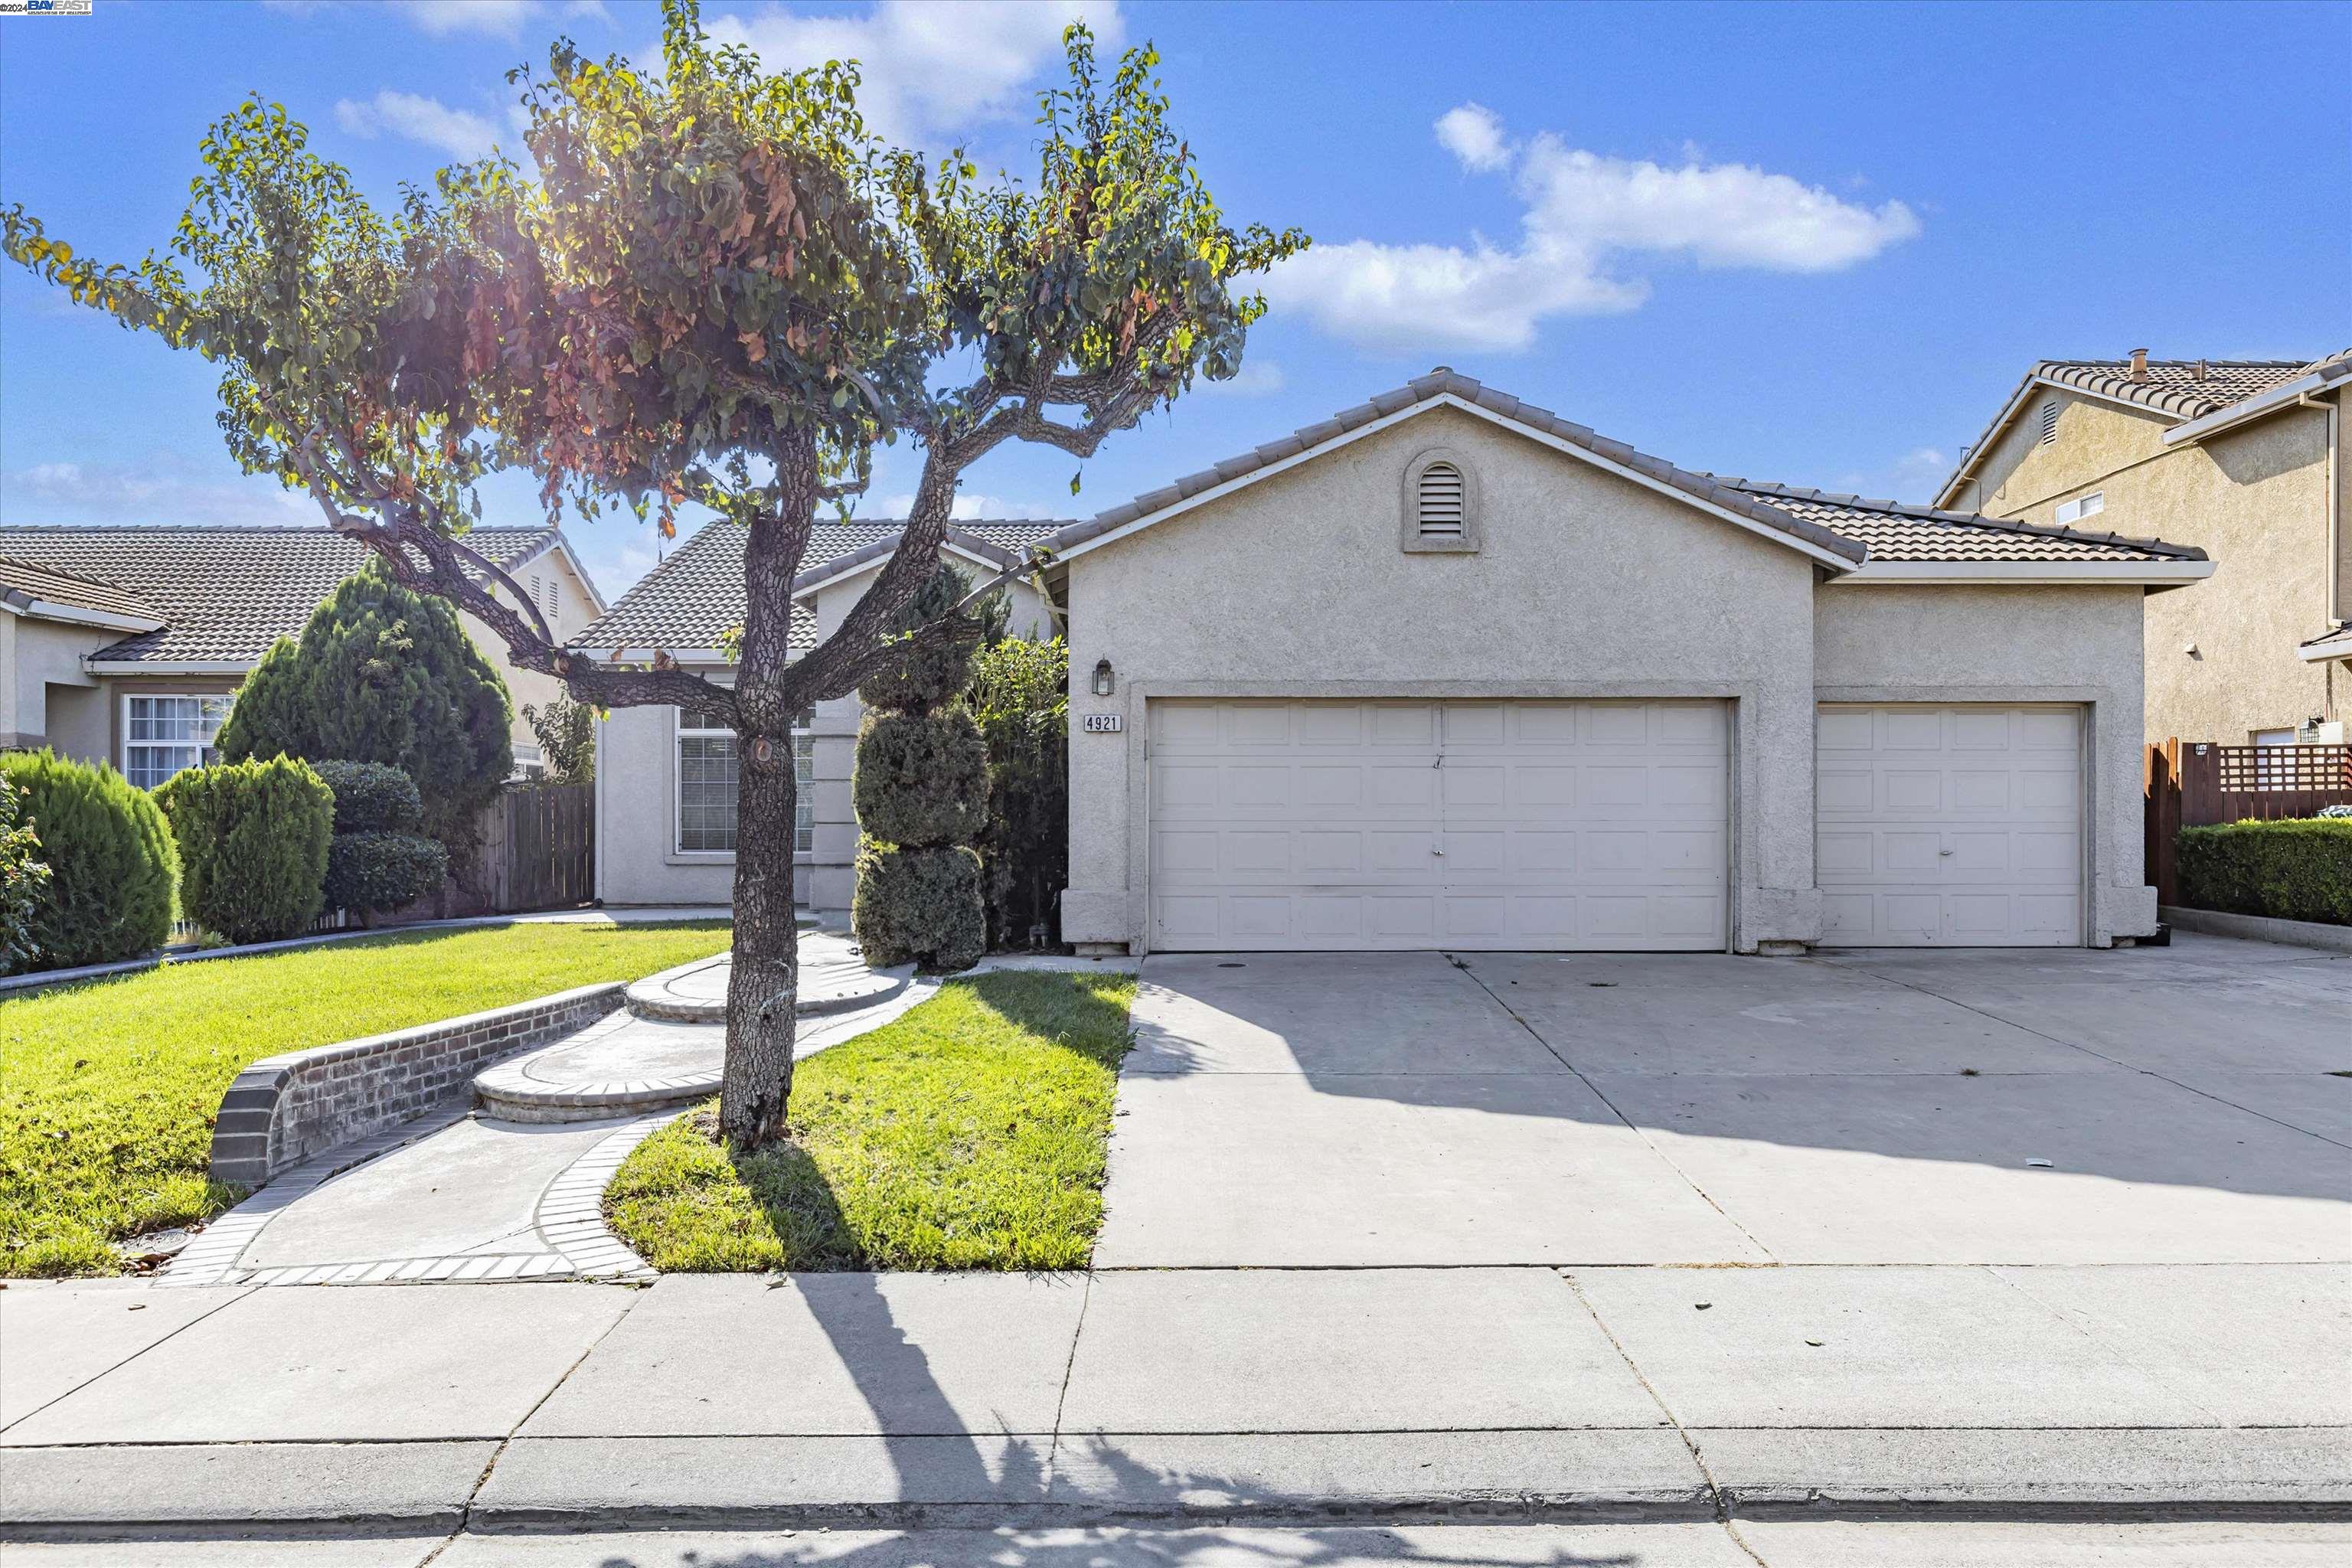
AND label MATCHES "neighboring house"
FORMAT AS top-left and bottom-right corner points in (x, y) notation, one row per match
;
(1936, 349), (2351, 746)
(590, 368), (2216, 953)
(573, 518), (1063, 910)
(0, 525), (605, 784)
